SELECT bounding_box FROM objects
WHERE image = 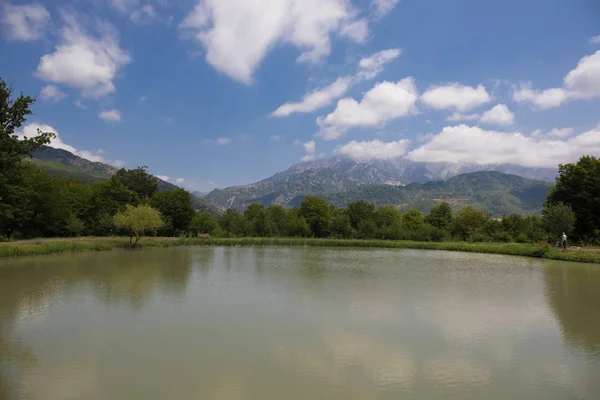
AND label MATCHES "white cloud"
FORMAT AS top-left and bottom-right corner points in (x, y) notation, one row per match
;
(301, 139), (316, 161)
(479, 104), (515, 126)
(217, 137), (231, 145)
(110, 0), (156, 24)
(208, 180), (215, 185)
(447, 112), (480, 122)
(316, 78), (418, 140)
(270, 134), (281, 141)
(293, 139), (301, 145)
(407, 124), (600, 168)
(179, 0), (367, 84)
(420, 83), (491, 112)
(156, 175), (170, 181)
(139, 95), (147, 102)
(340, 19), (368, 43)
(356, 48), (402, 80)
(513, 51), (600, 109)
(36, 12), (131, 98)
(74, 100), (87, 109)
(416, 133), (434, 142)
(39, 85), (66, 103)
(98, 109), (122, 122)
(512, 85), (567, 109)
(336, 138), (410, 161)
(17, 123), (106, 163)
(590, 35), (600, 45)
(111, 160), (125, 168)
(272, 48), (401, 117)
(532, 127), (575, 139)
(371, 0), (400, 19)
(272, 77), (352, 117)
(175, 178), (185, 184)
(1, 2), (50, 41)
